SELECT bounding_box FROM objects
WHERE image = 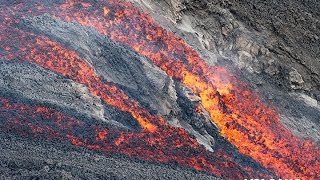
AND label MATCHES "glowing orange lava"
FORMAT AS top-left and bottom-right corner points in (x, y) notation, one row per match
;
(0, 0), (319, 179)
(0, 28), (159, 132)
(0, 23), (271, 178)
(51, 0), (319, 179)
(0, 97), (264, 179)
